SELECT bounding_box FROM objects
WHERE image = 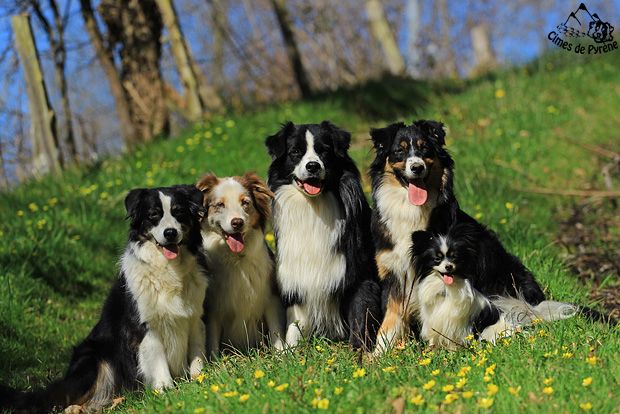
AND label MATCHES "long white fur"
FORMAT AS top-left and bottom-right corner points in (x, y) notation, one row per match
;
(274, 183), (347, 346)
(121, 198), (207, 390)
(417, 273), (489, 350)
(373, 176), (437, 353)
(202, 208), (283, 356)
